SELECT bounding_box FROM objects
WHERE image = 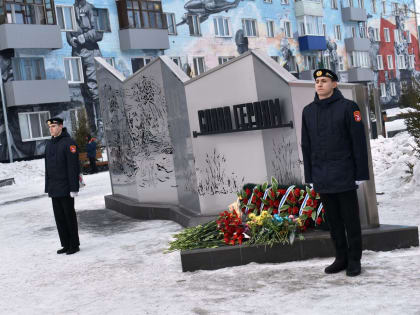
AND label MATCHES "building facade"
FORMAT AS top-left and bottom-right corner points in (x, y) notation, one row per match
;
(0, 0), (418, 161)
